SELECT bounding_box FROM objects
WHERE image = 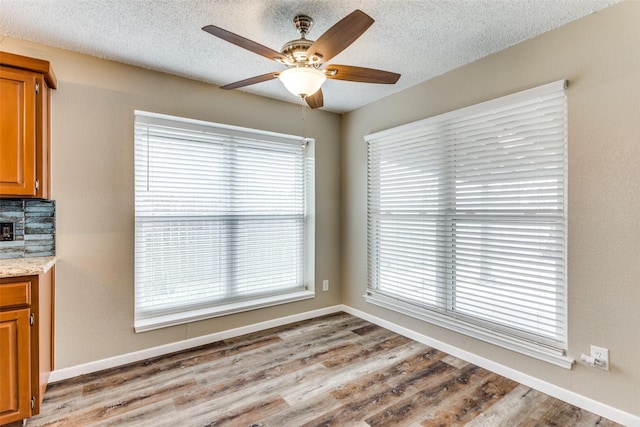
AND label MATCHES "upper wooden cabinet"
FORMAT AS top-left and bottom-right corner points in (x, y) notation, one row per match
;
(0, 52), (57, 199)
